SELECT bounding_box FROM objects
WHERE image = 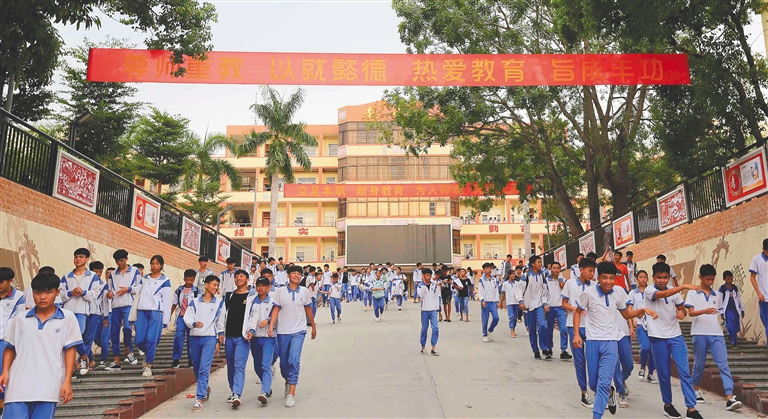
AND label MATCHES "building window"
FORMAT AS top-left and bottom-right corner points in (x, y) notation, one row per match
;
(450, 200), (460, 217)
(296, 177), (316, 184)
(324, 211), (336, 226)
(429, 202), (436, 217)
(303, 145), (318, 156)
(482, 243), (502, 259)
(328, 144), (338, 156)
(338, 199), (347, 219)
(337, 232), (346, 256)
(295, 246), (315, 262)
(276, 211), (286, 227)
(463, 243), (474, 259)
(324, 245), (335, 261)
(326, 176), (336, 184)
(274, 246), (285, 260)
(452, 230), (461, 254)
(294, 211), (316, 226)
